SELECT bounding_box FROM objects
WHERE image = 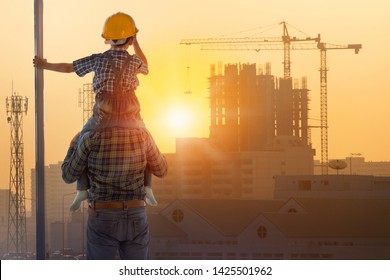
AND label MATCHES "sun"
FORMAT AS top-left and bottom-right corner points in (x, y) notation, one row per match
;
(166, 108), (191, 134)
